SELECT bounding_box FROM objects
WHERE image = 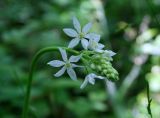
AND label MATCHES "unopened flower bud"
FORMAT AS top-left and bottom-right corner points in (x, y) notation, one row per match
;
(101, 64), (108, 69)
(87, 53), (119, 82)
(90, 63), (96, 70)
(96, 65), (102, 71)
(100, 59), (106, 64)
